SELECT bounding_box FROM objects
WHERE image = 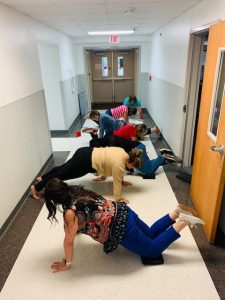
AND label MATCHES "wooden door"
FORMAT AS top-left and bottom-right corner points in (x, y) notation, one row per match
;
(91, 51), (113, 104)
(90, 49), (135, 107)
(191, 21), (225, 243)
(113, 50), (135, 103)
